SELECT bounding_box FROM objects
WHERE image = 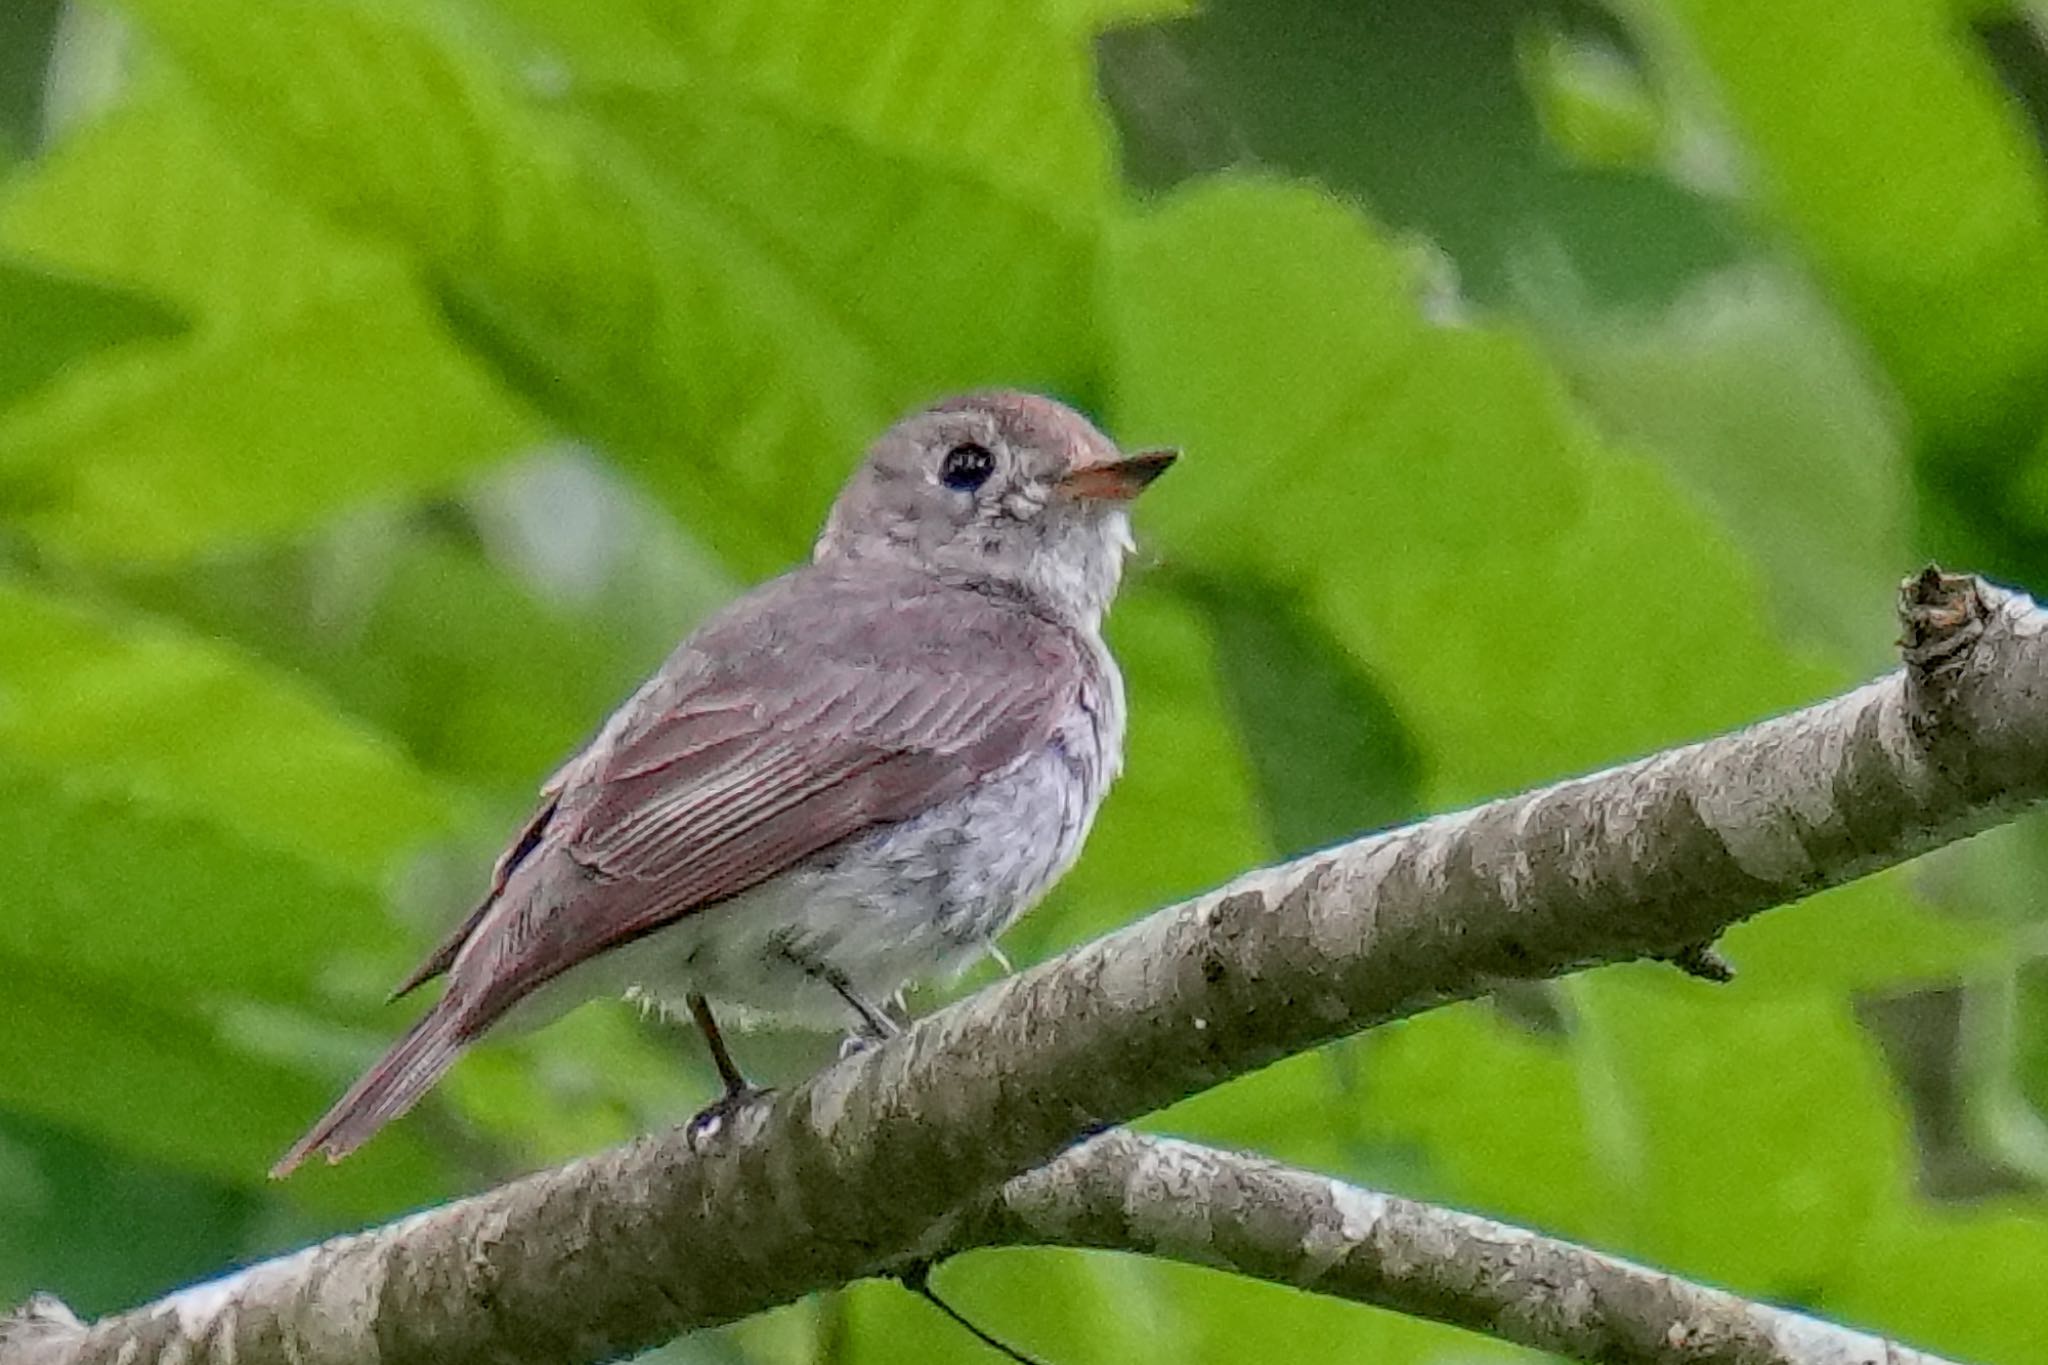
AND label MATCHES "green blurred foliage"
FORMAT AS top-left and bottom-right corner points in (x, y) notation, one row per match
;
(2, 0), (2046, 1360)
